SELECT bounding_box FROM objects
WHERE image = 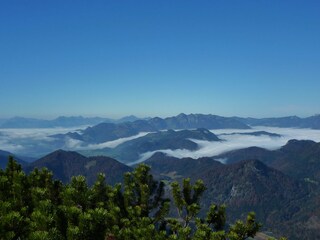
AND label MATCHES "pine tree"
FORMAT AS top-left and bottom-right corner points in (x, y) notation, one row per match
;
(0, 158), (289, 240)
